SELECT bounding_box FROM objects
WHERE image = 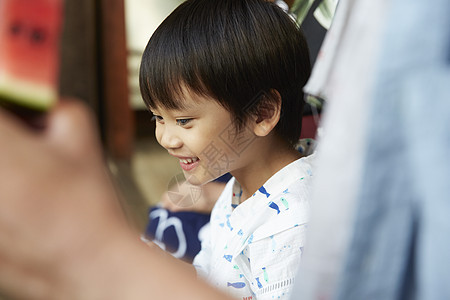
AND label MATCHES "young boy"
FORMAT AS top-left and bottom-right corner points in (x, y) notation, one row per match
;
(139, 0), (314, 299)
